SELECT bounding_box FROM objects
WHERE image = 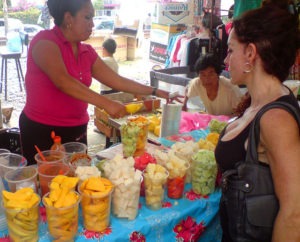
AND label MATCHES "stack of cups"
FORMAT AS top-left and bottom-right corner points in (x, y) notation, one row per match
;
(0, 179), (7, 231)
(160, 103), (182, 138)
